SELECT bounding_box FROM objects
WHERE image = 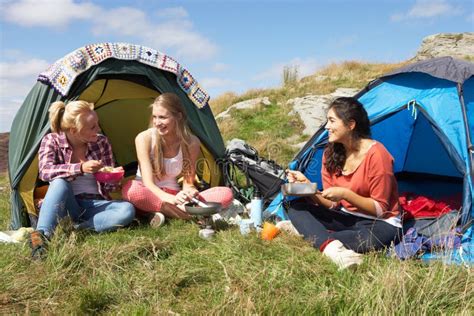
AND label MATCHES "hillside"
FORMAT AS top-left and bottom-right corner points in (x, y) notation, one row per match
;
(210, 32), (473, 165)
